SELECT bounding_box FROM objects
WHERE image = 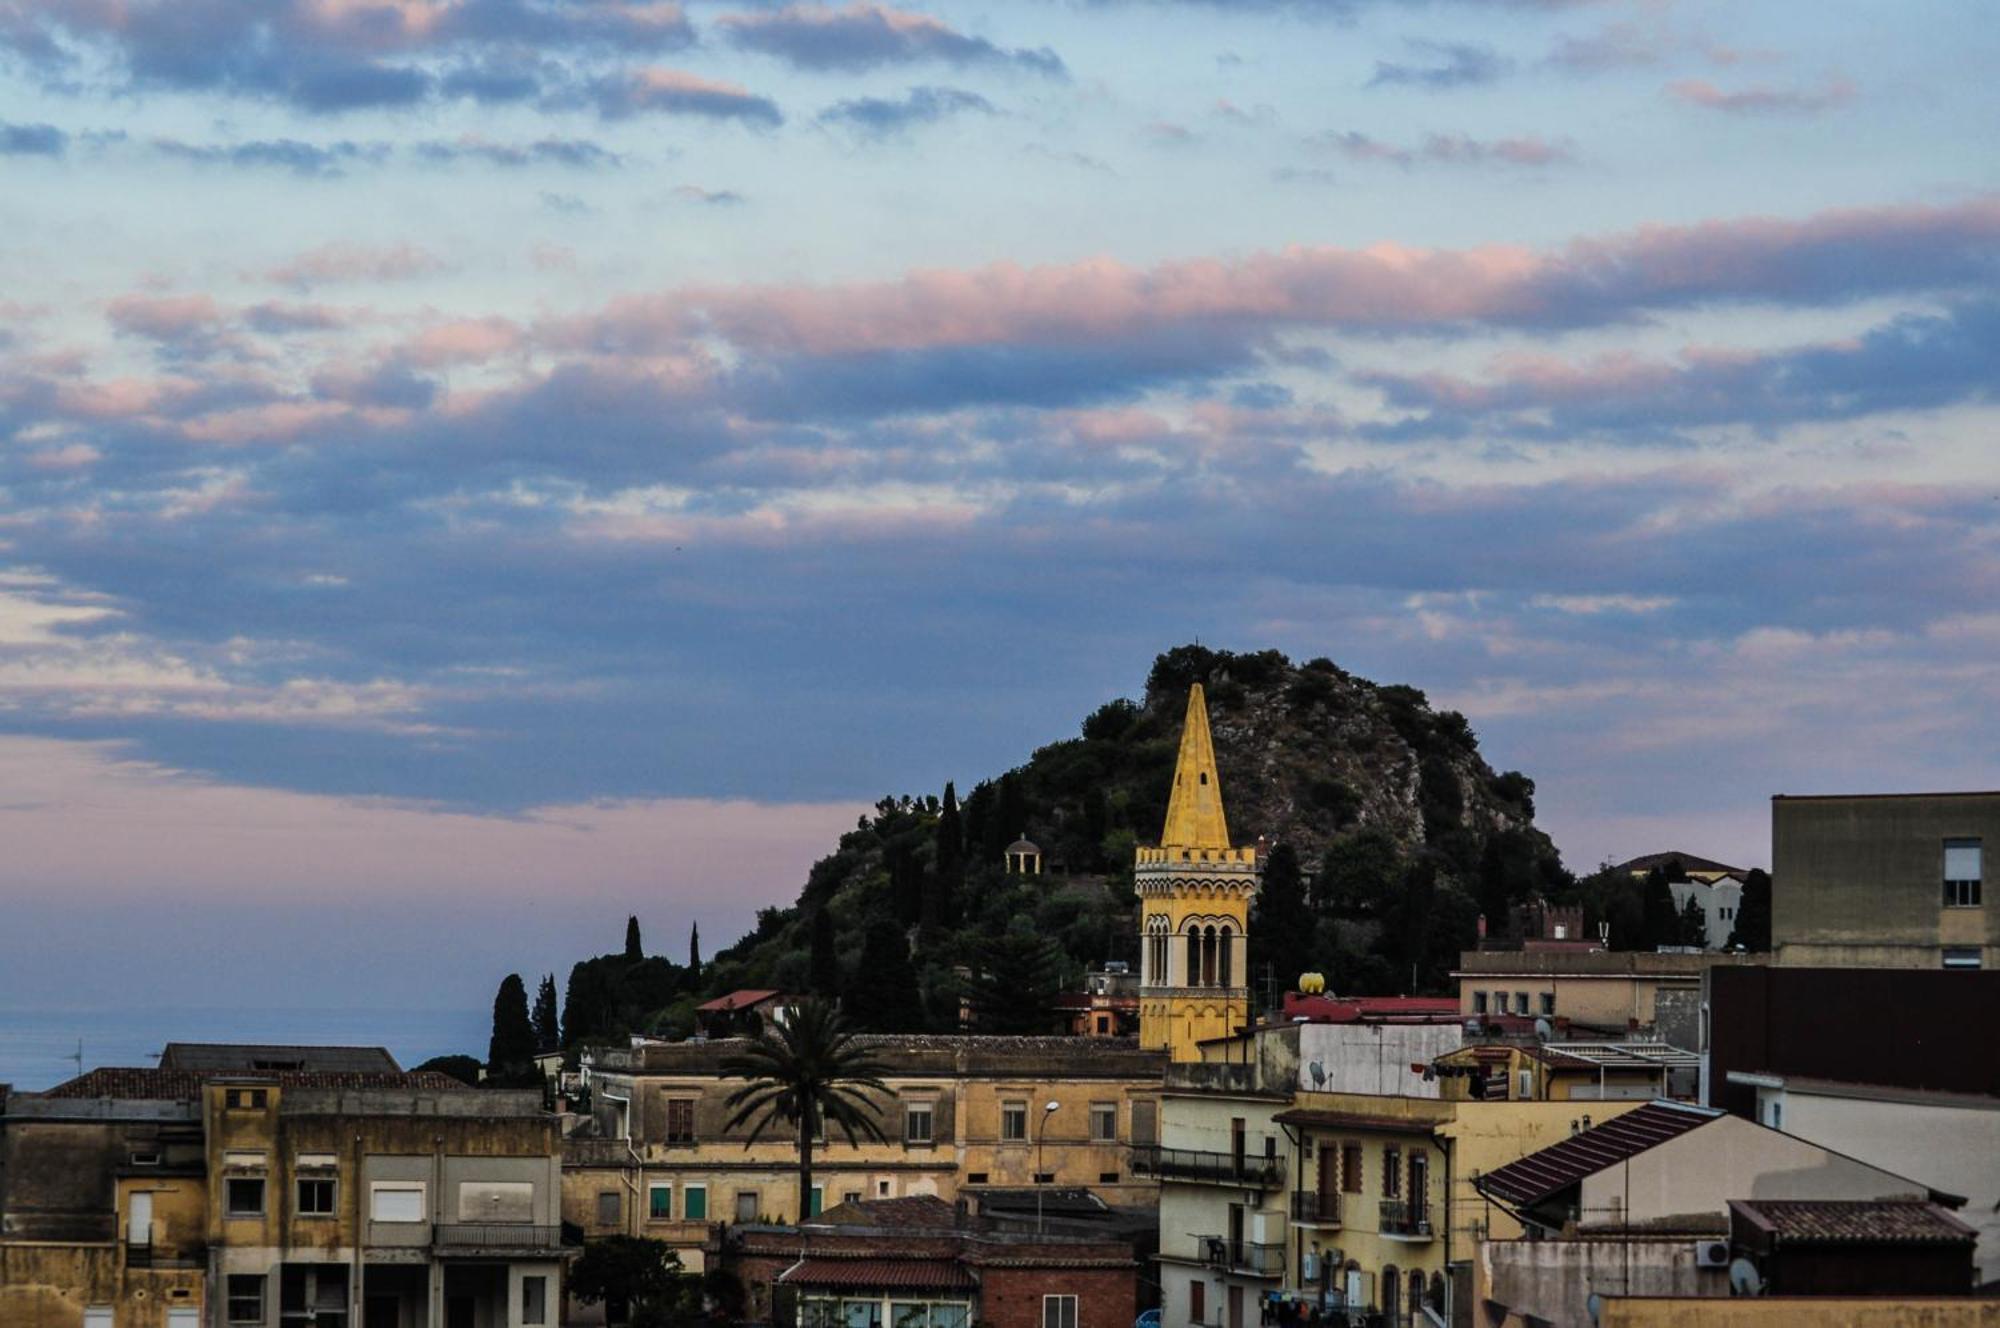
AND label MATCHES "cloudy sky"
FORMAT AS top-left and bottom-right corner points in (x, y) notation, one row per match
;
(0, 0), (1994, 1016)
